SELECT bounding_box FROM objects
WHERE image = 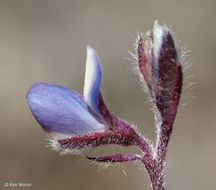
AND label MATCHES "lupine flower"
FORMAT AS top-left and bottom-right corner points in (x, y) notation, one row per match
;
(26, 45), (145, 160)
(27, 21), (184, 190)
